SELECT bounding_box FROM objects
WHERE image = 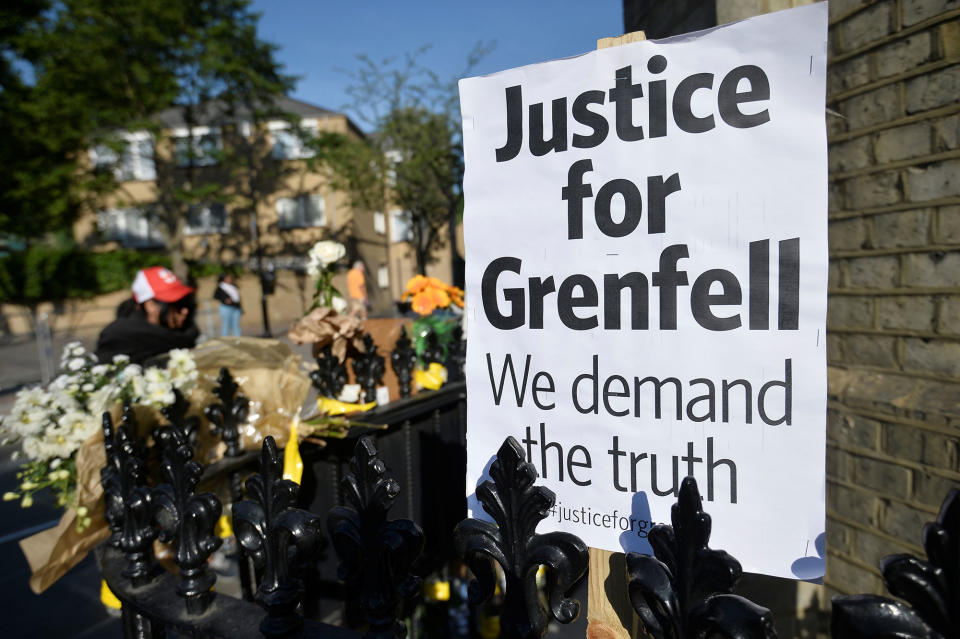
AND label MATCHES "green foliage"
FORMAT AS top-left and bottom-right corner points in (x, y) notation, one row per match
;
(315, 44), (491, 275)
(0, 246), (175, 304)
(411, 314), (460, 365)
